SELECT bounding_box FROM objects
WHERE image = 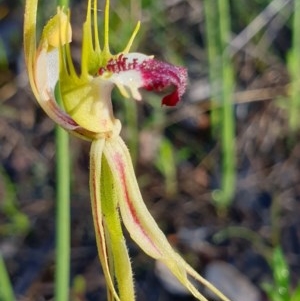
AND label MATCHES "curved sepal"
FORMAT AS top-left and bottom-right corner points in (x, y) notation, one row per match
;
(104, 136), (231, 301)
